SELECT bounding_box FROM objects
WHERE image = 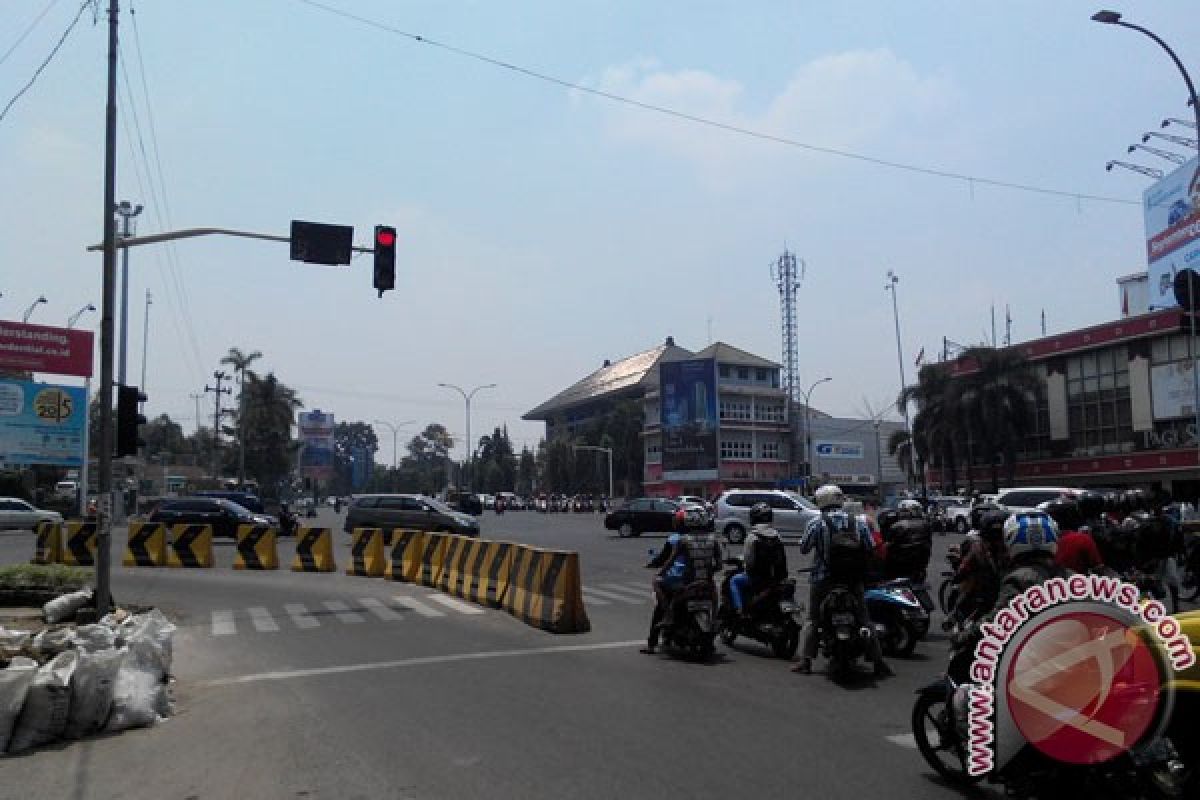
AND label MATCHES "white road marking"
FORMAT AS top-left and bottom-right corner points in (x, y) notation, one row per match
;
(578, 590), (612, 606)
(613, 581), (655, 596)
(284, 603), (320, 630)
(392, 596), (445, 618)
(248, 606), (279, 633)
(582, 586), (643, 604)
(201, 640), (646, 687)
(886, 733), (917, 749)
(429, 594), (485, 615)
(323, 599), (364, 624)
(358, 596), (403, 621)
(211, 610), (236, 636)
(595, 583), (651, 601)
